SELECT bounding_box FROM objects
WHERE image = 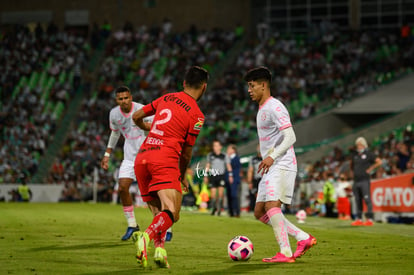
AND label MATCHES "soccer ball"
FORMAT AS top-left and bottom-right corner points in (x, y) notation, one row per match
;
(296, 209), (307, 224)
(227, 235), (254, 261)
